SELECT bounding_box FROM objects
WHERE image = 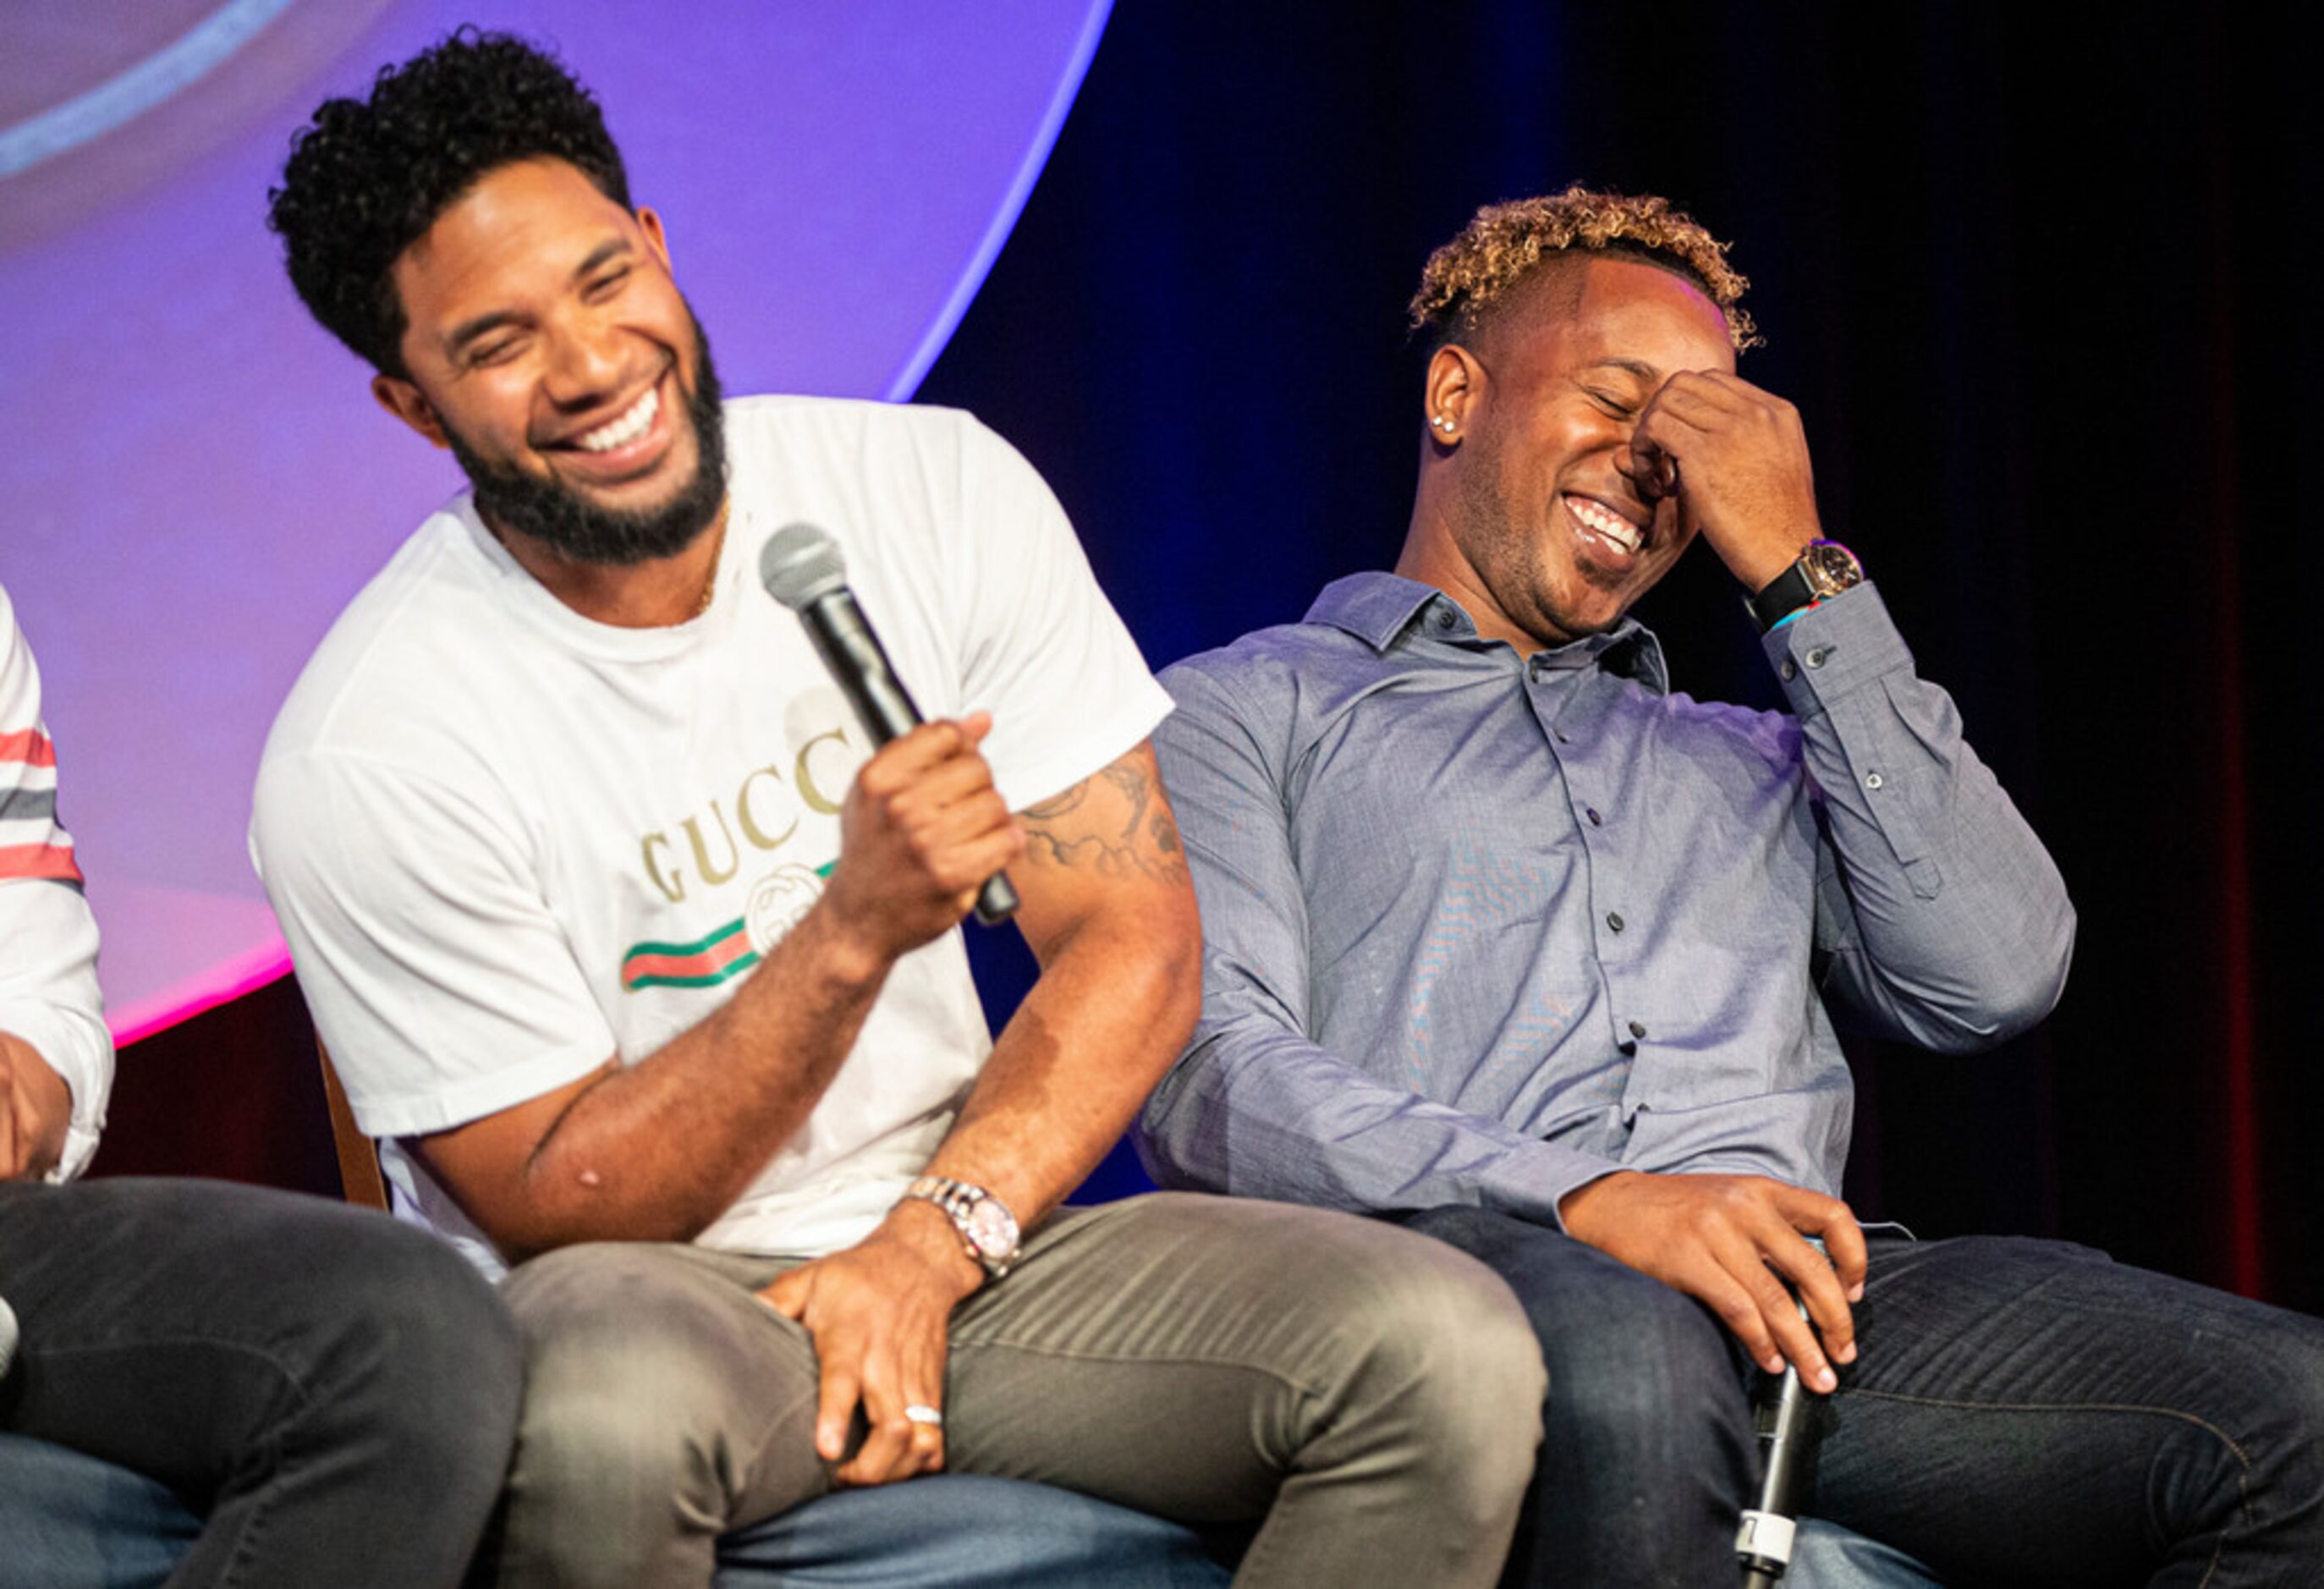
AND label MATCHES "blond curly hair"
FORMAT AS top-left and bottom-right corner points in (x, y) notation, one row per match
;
(1409, 185), (1760, 353)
